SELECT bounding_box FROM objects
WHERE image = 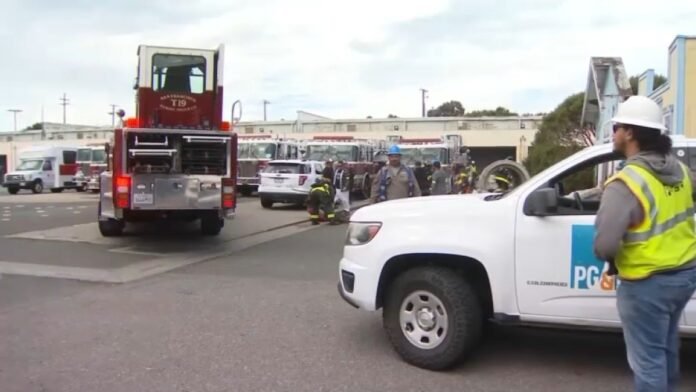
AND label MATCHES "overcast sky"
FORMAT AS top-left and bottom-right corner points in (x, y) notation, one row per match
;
(1, 0), (694, 131)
